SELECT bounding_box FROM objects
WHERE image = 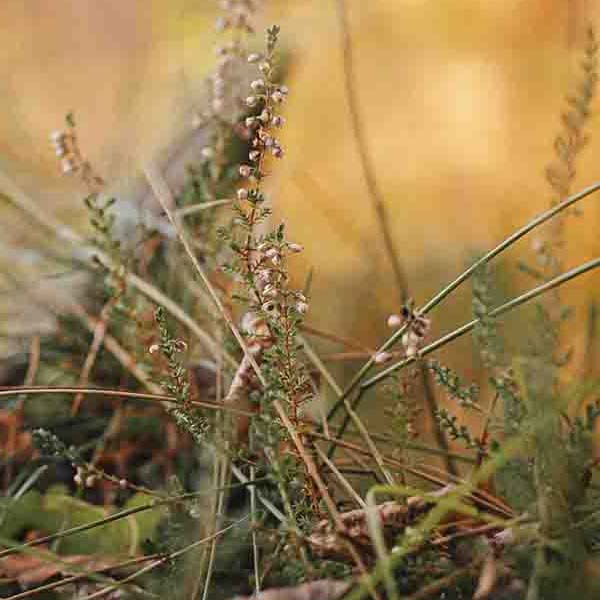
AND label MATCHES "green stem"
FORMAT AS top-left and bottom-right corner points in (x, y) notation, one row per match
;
(327, 181), (600, 424)
(362, 257), (600, 389)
